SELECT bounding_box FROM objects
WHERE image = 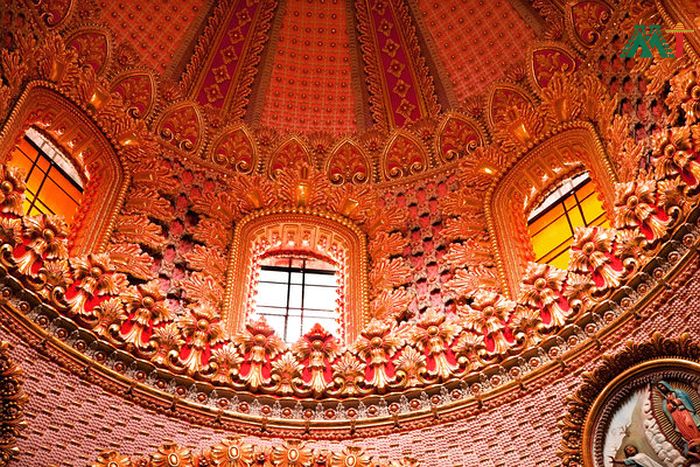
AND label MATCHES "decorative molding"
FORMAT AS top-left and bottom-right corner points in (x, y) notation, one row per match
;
(0, 341), (26, 467)
(89, 438), (419, 466)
